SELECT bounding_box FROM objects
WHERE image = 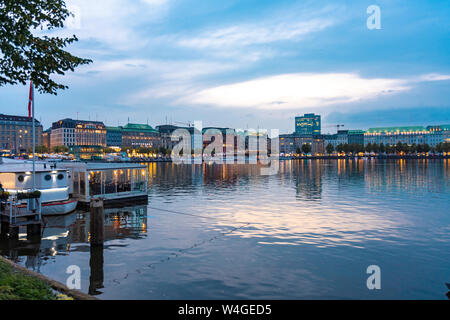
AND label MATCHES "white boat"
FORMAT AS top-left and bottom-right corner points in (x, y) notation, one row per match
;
(0, 158), (78, 216)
